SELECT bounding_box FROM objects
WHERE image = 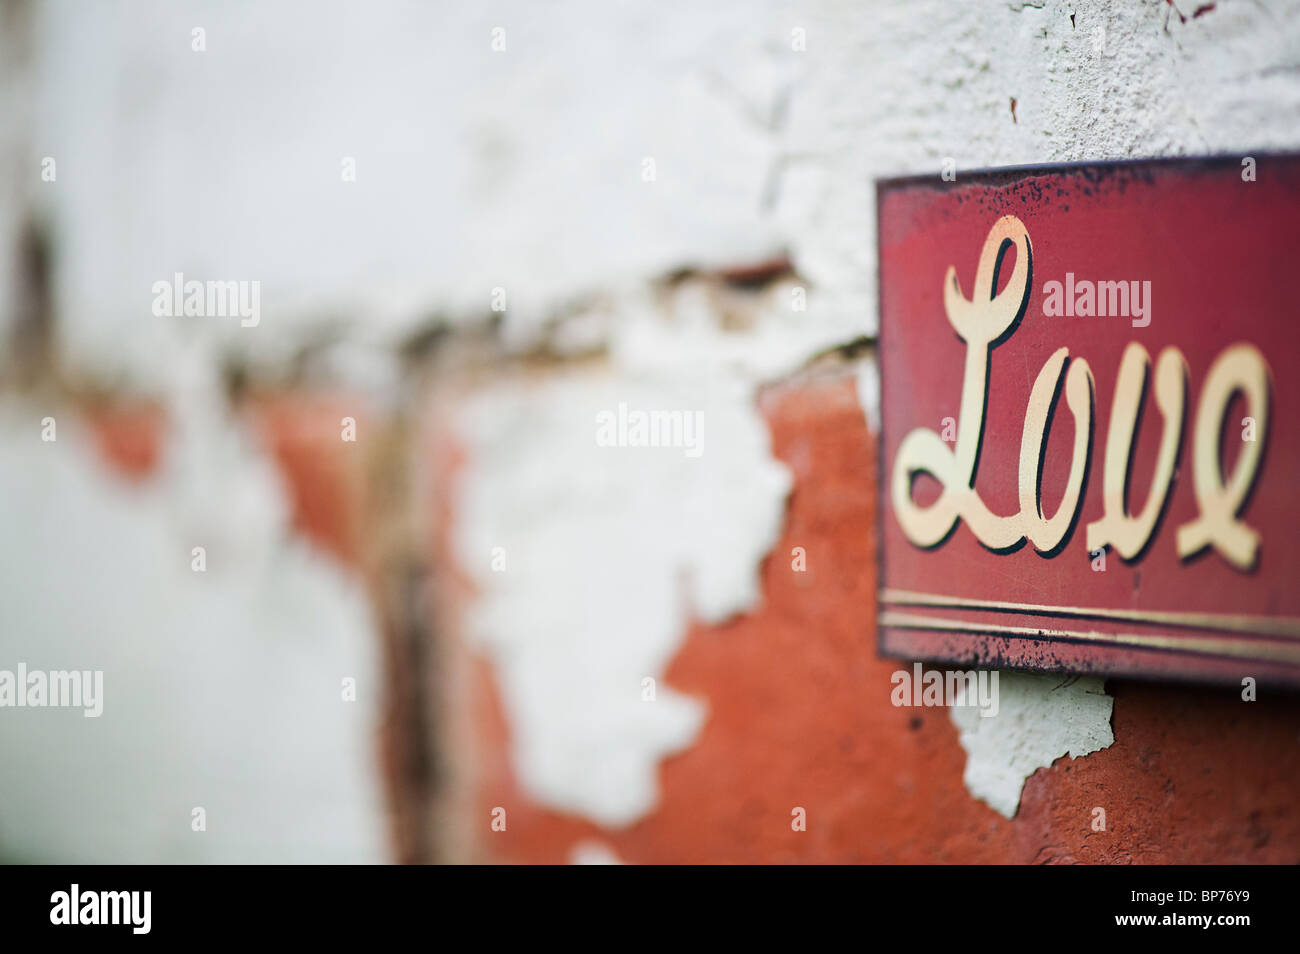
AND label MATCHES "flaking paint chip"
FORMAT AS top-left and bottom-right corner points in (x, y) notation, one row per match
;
(949, 671), (1114, 818)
